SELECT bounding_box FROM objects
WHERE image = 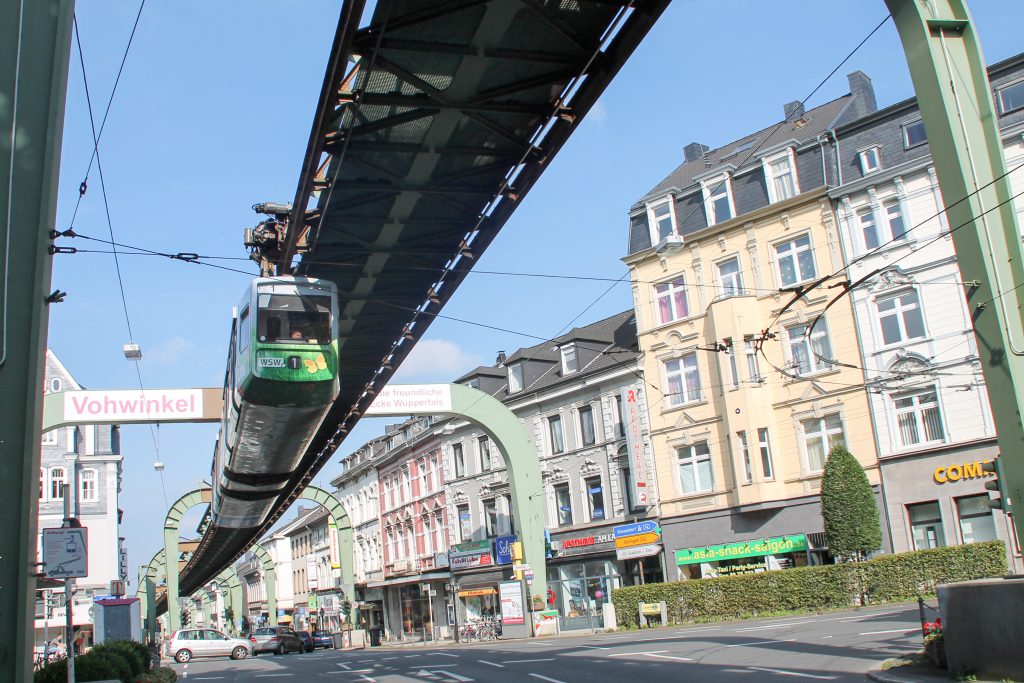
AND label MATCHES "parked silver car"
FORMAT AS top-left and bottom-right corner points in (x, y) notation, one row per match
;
(167, 628), (251, 663)
(250, 626), (305, 655)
